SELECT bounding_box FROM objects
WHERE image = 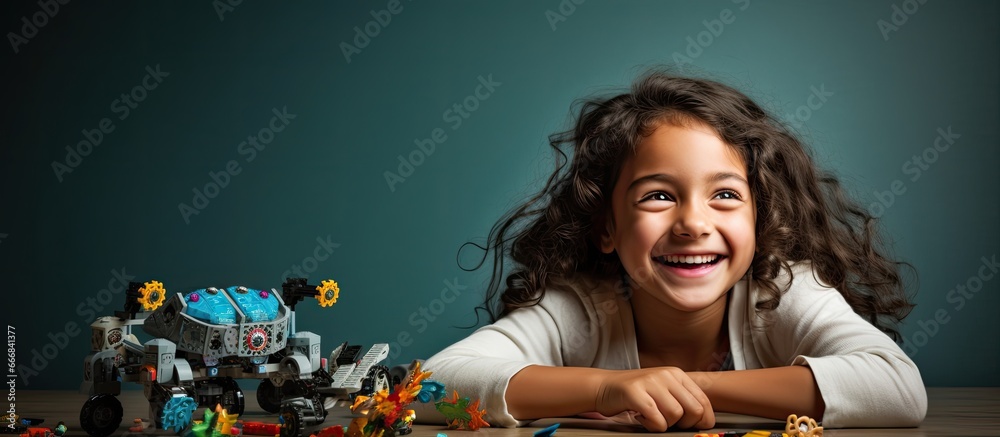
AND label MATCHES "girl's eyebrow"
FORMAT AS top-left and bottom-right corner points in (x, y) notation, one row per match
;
(627, 172), (749, 192)
(707, 171), (750, 186)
